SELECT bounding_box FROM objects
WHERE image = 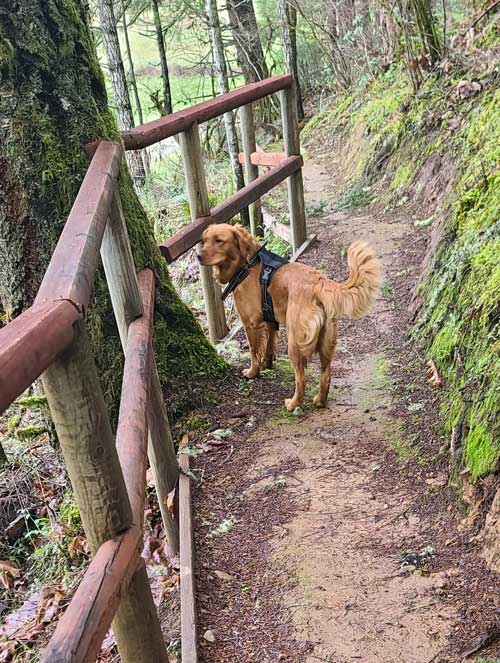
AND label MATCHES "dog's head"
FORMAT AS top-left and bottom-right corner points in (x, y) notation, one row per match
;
(198, 223), (259, 283)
